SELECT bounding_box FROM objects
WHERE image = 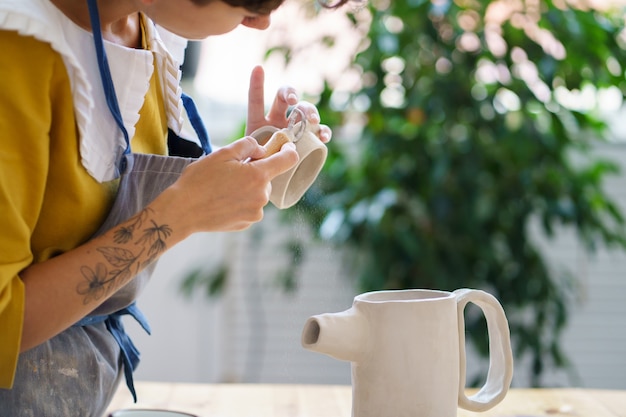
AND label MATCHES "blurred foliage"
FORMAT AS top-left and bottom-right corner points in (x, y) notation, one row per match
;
(180, 263), (229, 299)
(275, 0), (626, 386)
(180, 0), (626, 386)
